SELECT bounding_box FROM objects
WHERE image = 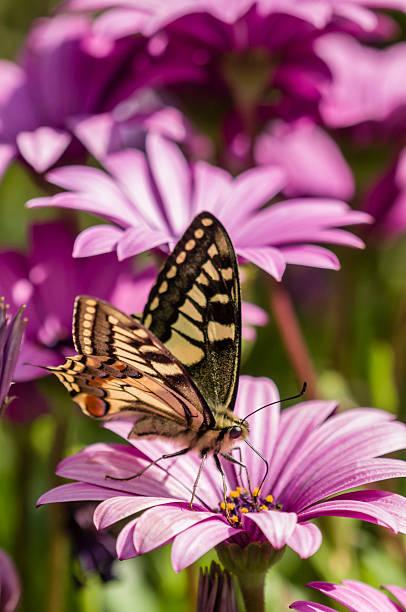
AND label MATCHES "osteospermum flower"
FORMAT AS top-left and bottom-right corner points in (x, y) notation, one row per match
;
(38, 376), (406, 572)
(0, 299), (26, 413)
(0, 14), (201, 177)
(27, 134), (371, 280)
(59, 0), (402, 173)
(290, 580), (406, 611)
(0, 550), (20, 612)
